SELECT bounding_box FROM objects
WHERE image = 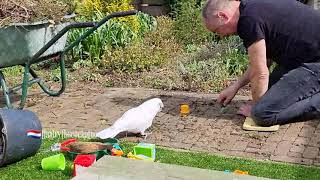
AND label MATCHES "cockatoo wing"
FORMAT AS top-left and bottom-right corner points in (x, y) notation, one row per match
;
(132, 98), (163, 133)
(96, 107), (139, 139)
(96, 125), (122, 139)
